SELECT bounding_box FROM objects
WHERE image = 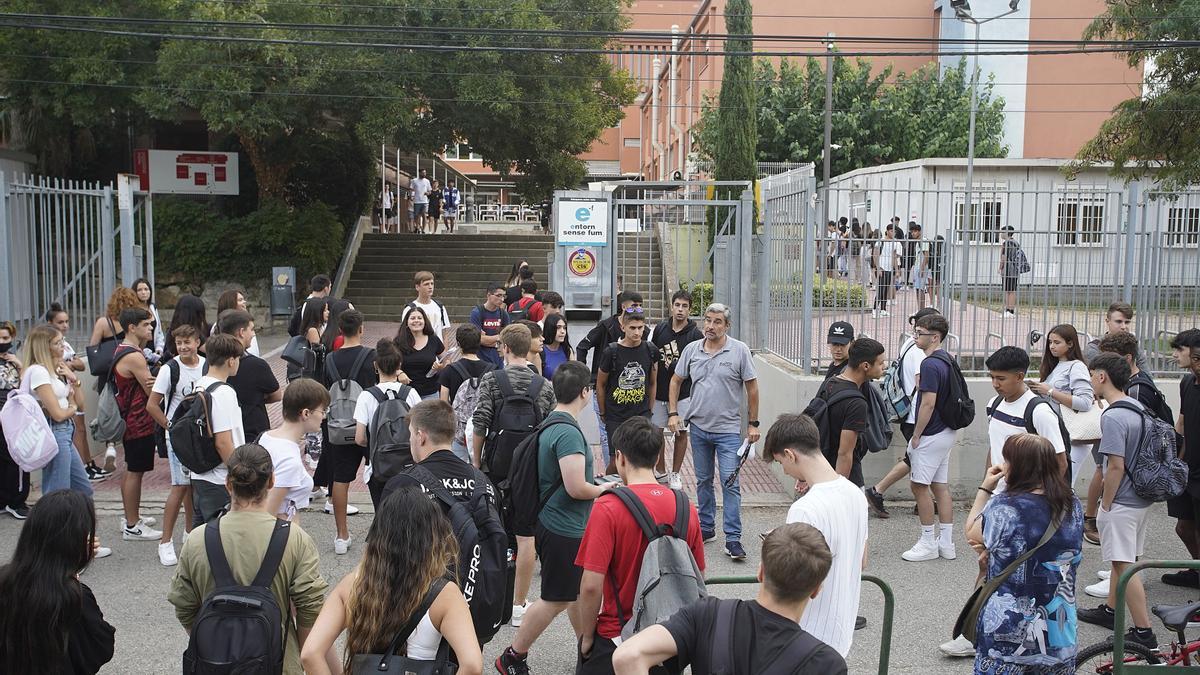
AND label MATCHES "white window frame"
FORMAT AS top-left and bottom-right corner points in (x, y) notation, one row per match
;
(1166, 205), (1200, 248)
(443, 143), (481, 161)
(1053, 186), (1108, 247)
(952, 182), (1007, 244)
